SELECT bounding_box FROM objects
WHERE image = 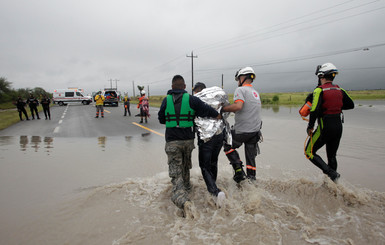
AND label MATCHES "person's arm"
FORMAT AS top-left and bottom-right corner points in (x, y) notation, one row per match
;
(222, 100), (243, 112)
(158, 97), (167, 124)
(307, 88), (322, 135)
(190, 96), (219, 118)
(341, 88), (354, 110)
